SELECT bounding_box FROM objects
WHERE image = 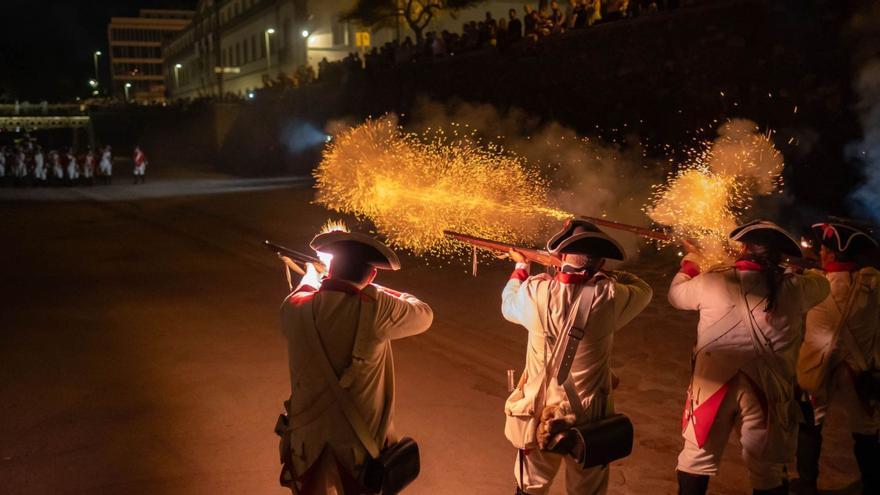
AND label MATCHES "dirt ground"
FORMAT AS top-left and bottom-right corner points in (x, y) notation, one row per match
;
(0, 176), (863, 494)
